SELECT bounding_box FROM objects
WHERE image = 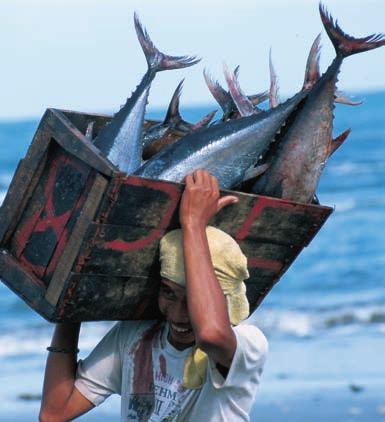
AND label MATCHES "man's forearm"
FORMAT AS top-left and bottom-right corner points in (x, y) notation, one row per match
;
(41, 322), (81, 414)
(182, 224), (236, 365)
